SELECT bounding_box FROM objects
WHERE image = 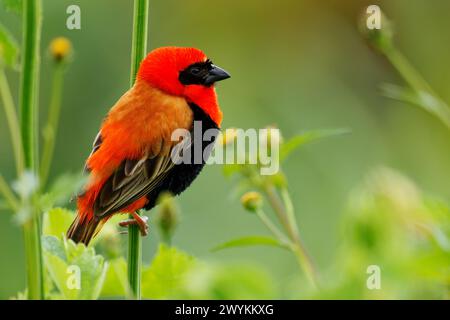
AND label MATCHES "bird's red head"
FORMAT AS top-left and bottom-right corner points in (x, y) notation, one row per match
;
(137, 47), (230, 126)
